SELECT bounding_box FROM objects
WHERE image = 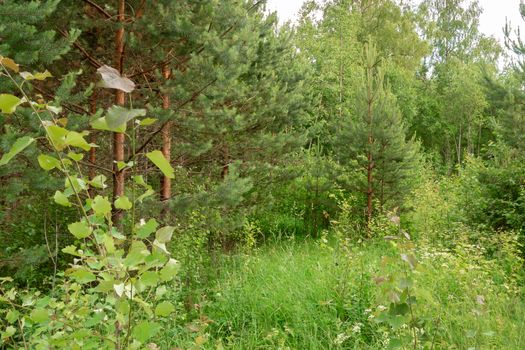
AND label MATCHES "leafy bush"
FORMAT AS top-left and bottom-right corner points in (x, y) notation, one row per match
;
(0, 58), (182, 349)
